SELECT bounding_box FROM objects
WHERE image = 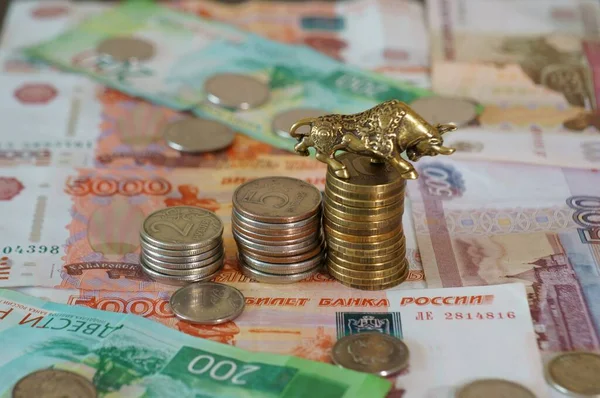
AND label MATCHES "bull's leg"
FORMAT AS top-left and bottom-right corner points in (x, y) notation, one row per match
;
(316, 151), (350, 179)
(388, 155), (419, 180)
(293, 137), (311, 156)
